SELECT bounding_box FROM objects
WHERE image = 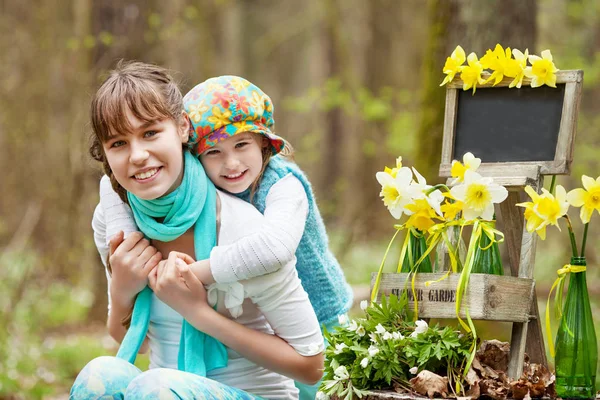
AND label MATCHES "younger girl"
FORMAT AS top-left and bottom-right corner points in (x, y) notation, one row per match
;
(71, 62), (324, 399)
